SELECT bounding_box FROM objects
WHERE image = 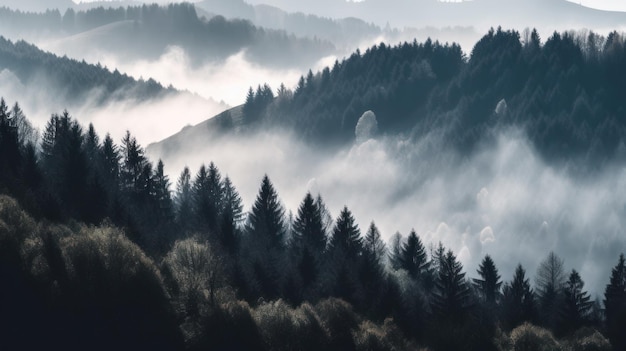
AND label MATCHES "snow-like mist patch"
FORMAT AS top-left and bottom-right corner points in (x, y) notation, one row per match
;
(148, 126), (626, 296)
